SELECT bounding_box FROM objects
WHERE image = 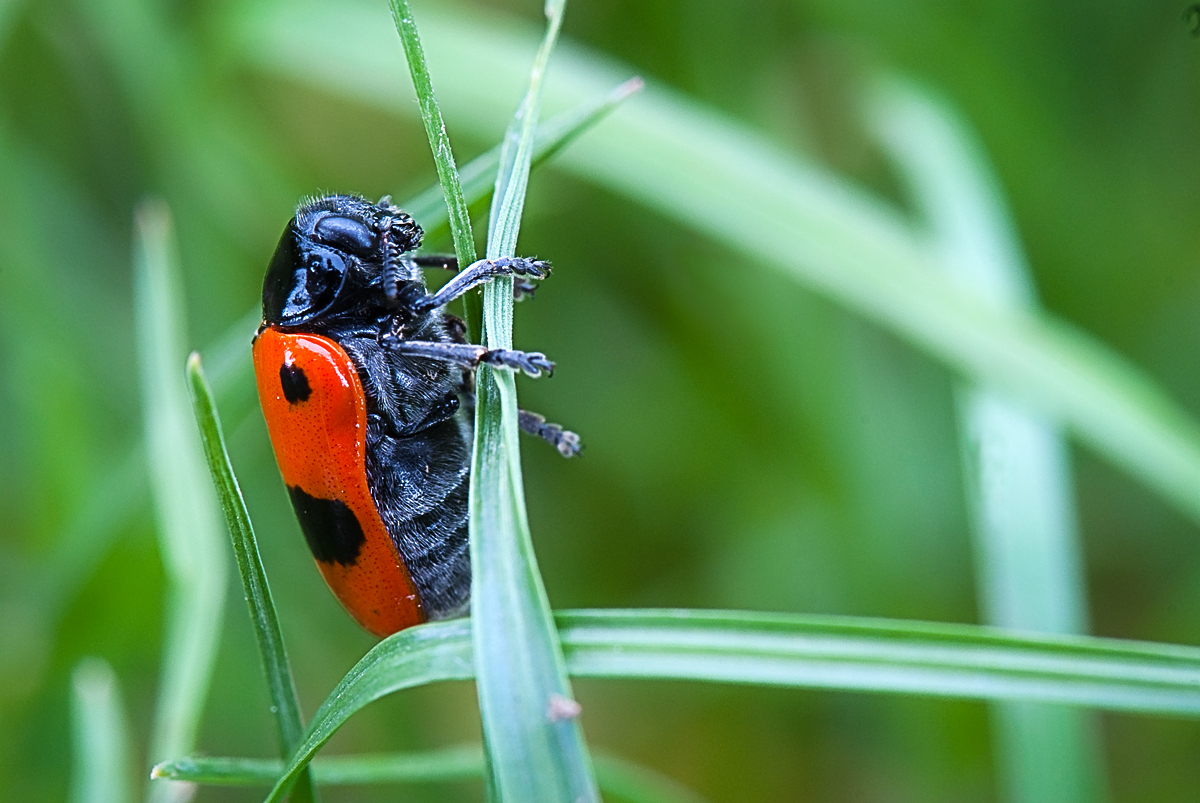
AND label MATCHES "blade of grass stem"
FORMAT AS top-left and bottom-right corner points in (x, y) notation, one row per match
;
(869, 78), (1109, 803)
(157, 748), (705, 803)
(71, 659), (132, 803)
(388, 0), (478, 333)
(185, 355), (317, 803)
(233, 0), (1200, 534)
(472, 2), (600, 802)
(133, 200), (228, 803)
(256, 608), (1200, 802)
